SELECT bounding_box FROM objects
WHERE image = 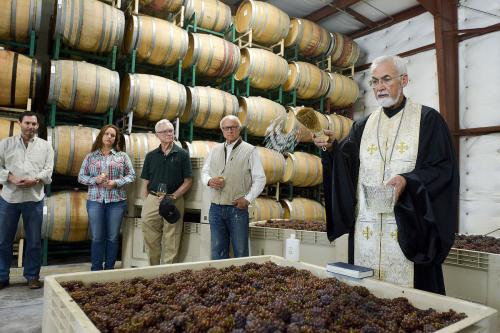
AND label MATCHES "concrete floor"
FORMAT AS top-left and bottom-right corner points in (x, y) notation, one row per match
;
(0, 263), (91, 333)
